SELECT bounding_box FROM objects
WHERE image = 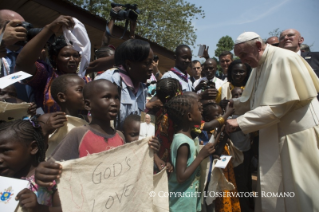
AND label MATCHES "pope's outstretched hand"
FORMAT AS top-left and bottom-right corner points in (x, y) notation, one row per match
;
(226, 119), (239, 133)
